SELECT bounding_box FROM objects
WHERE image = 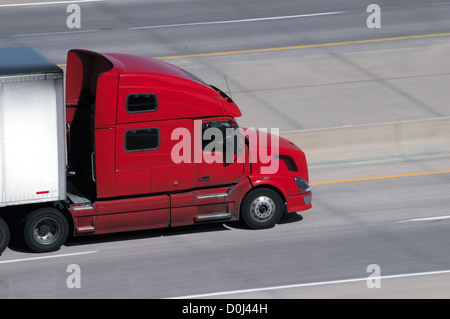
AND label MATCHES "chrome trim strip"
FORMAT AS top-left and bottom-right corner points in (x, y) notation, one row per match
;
(196, 193), (229, 199)
(196, 212), (231, 221)
(77, 226), (95, 231)
(72, 206), (94, 211)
